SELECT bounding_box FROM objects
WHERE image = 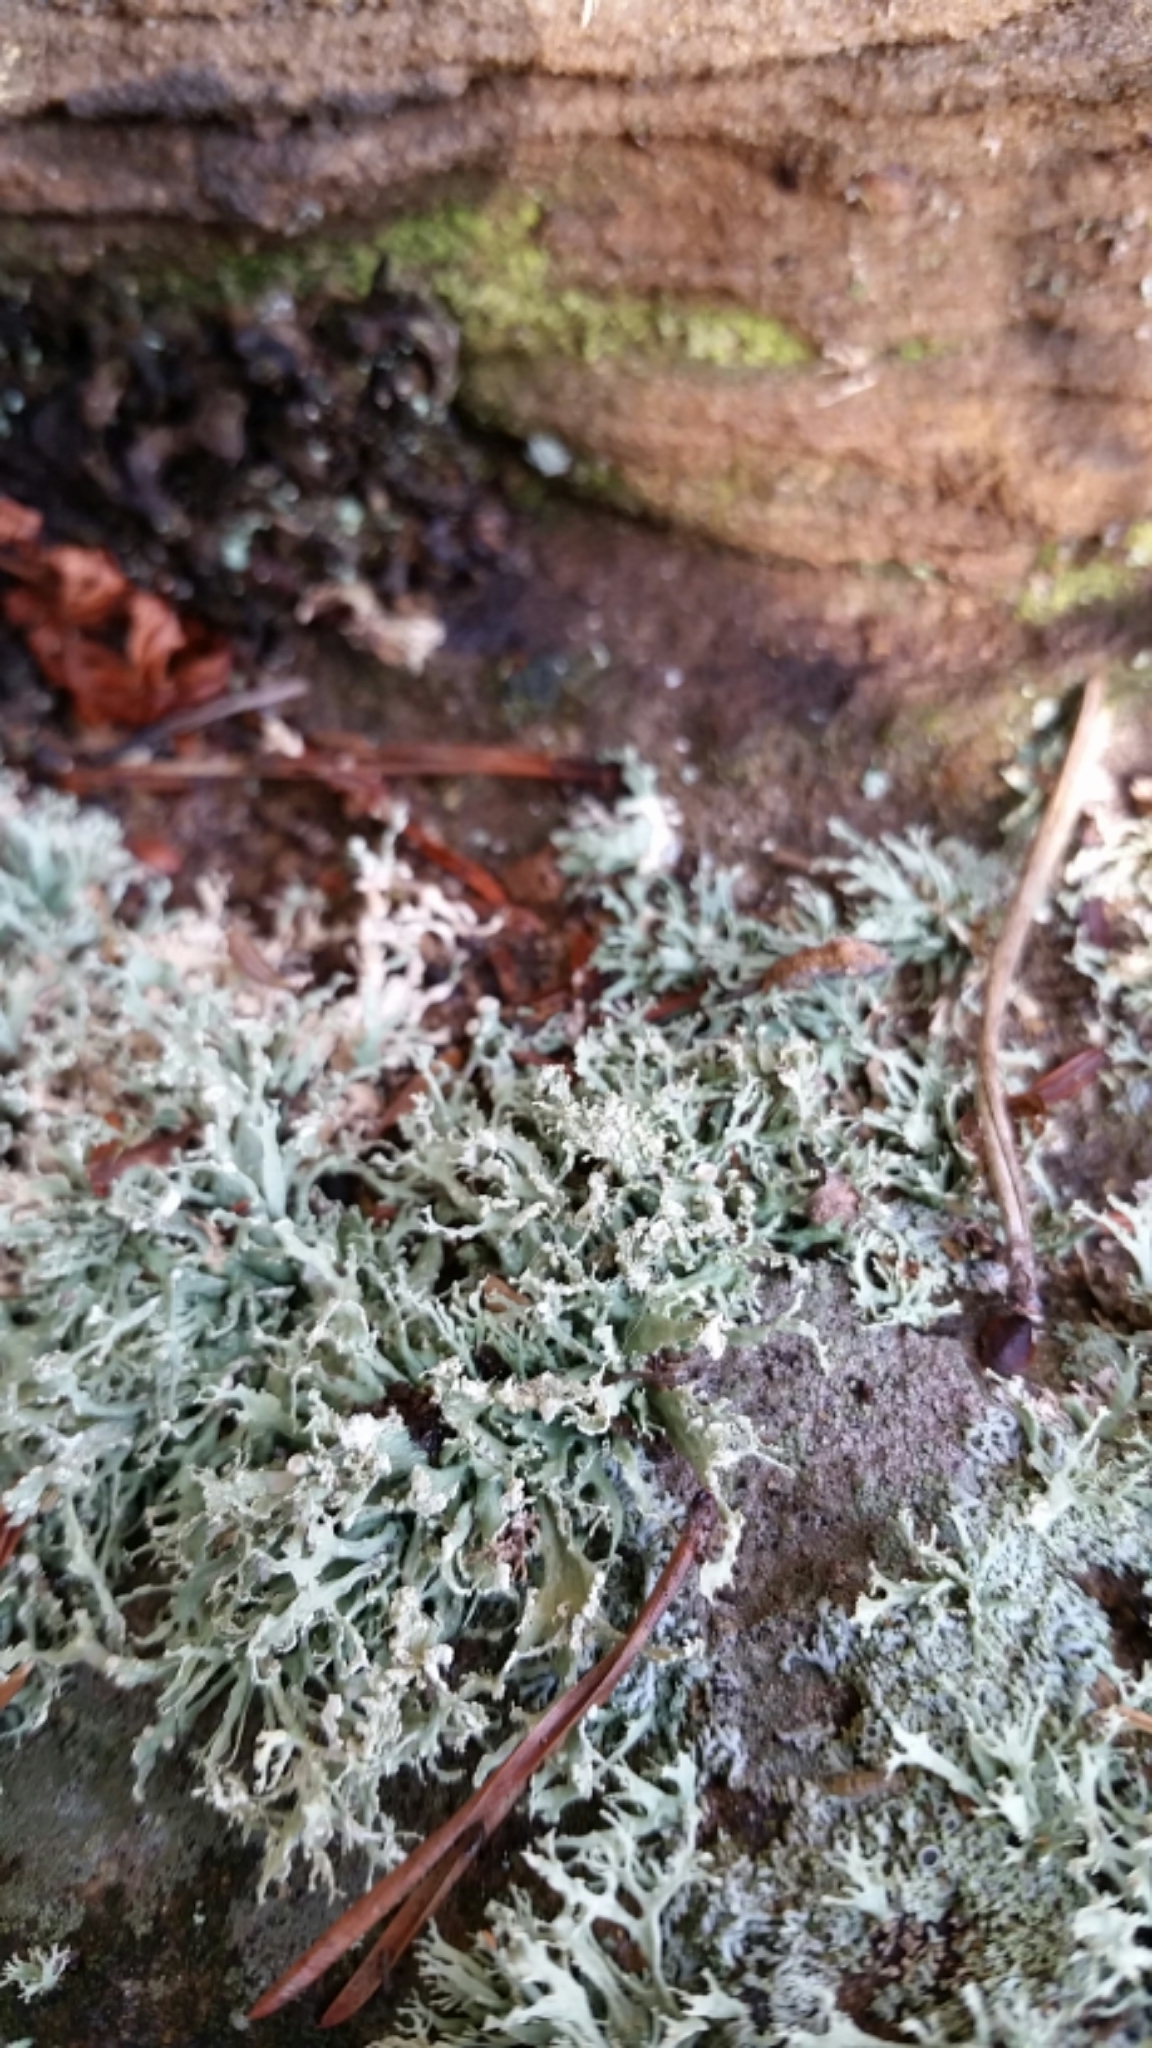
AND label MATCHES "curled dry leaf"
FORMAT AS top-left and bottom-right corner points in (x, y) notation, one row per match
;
(123, 831), (184, 876)
(31, 543), (127, 628)
(480, 1274), (531, 1311)
(0, 492), (231, 728)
